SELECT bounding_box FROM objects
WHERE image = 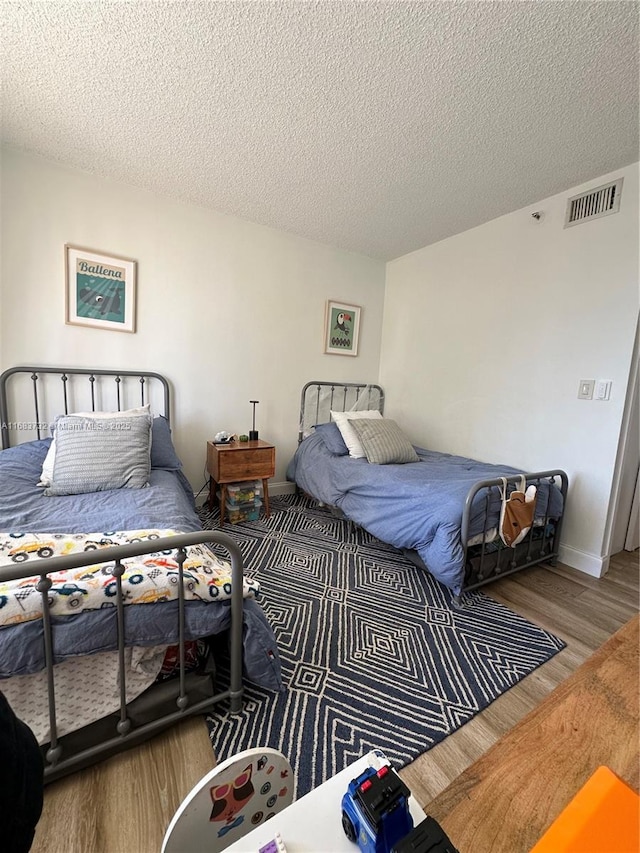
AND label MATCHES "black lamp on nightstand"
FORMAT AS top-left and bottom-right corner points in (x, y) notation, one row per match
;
(249, 400), (259, 441)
